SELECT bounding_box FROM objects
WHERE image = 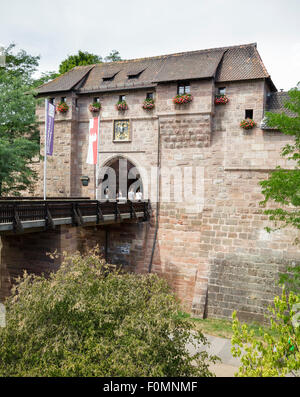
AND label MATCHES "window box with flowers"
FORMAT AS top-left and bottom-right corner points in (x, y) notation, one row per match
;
(56, 102), (69, 113)
(240, 119), (256, 130)
(215, 95), (229, 105)
(173, 93), (193, 105)
(142, 98), (155, 110)
(89, 102), (101, 113)
(116, 101), (128, 111)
